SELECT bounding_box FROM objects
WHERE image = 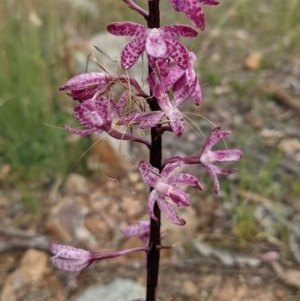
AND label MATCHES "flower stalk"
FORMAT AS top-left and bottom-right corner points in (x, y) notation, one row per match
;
(146, 2), (162, 300)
